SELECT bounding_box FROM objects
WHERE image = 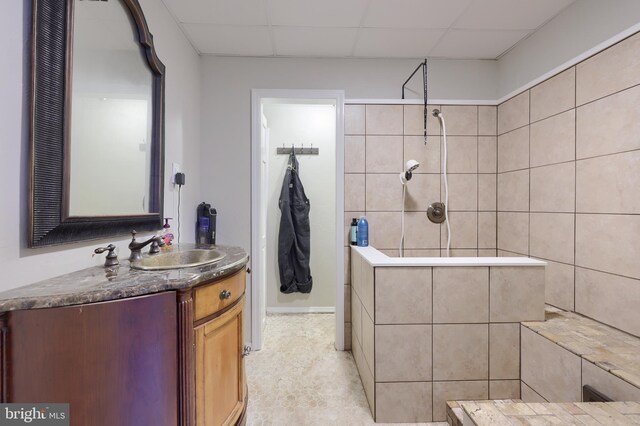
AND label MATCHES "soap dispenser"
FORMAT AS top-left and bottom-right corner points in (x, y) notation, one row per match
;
(161, 218), (174, 247)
